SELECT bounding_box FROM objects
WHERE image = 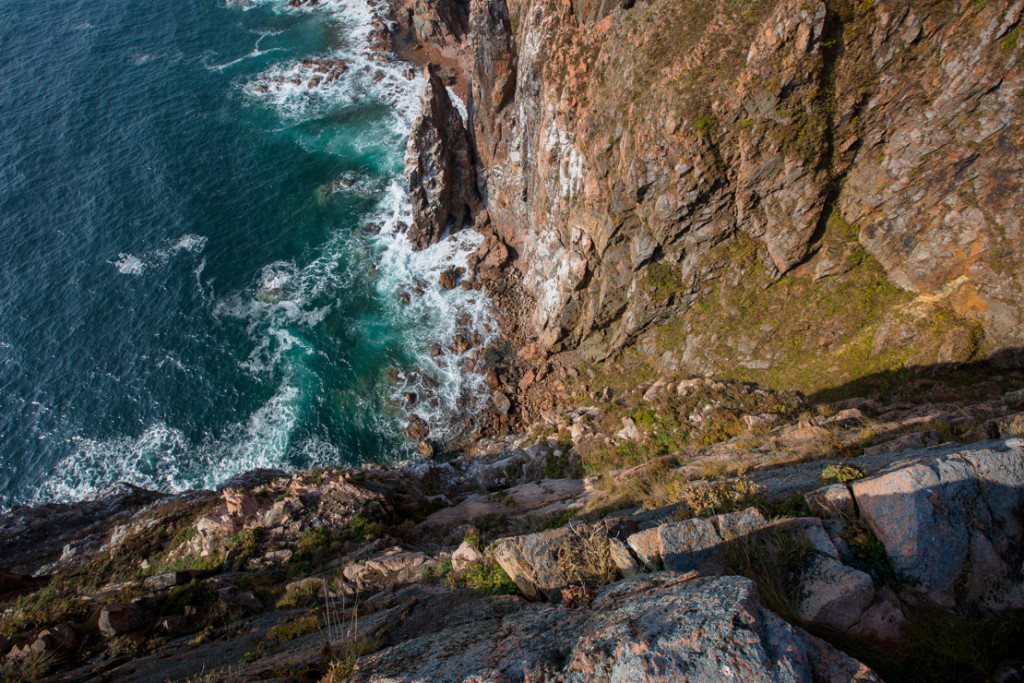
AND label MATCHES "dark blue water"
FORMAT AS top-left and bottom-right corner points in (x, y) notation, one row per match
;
(0, 0), (492, 506)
